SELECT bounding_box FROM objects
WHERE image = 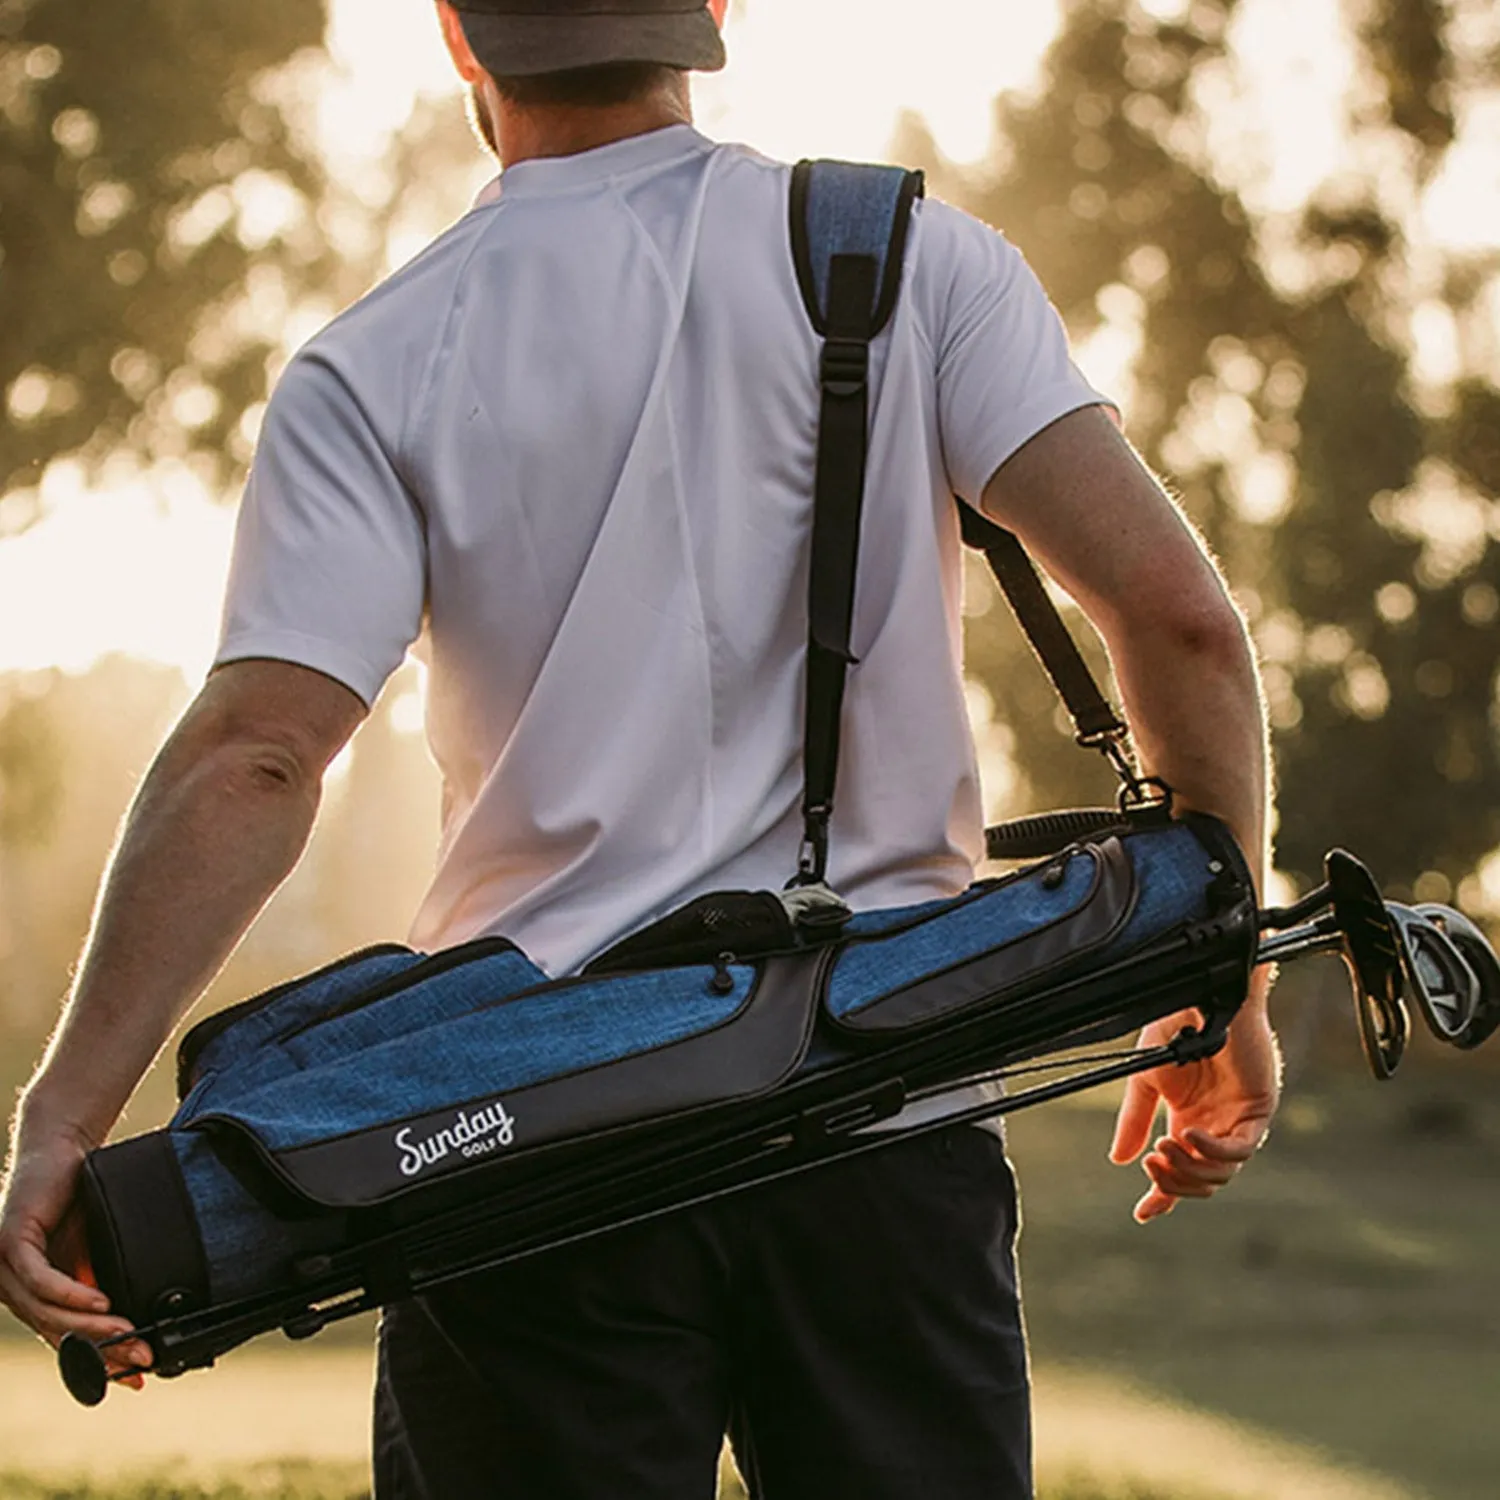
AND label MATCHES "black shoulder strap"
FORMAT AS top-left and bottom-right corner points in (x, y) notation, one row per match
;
(789, 161), (1164, 887)
(955, 503), (1125, 744)
(788, 160), (923, 886)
